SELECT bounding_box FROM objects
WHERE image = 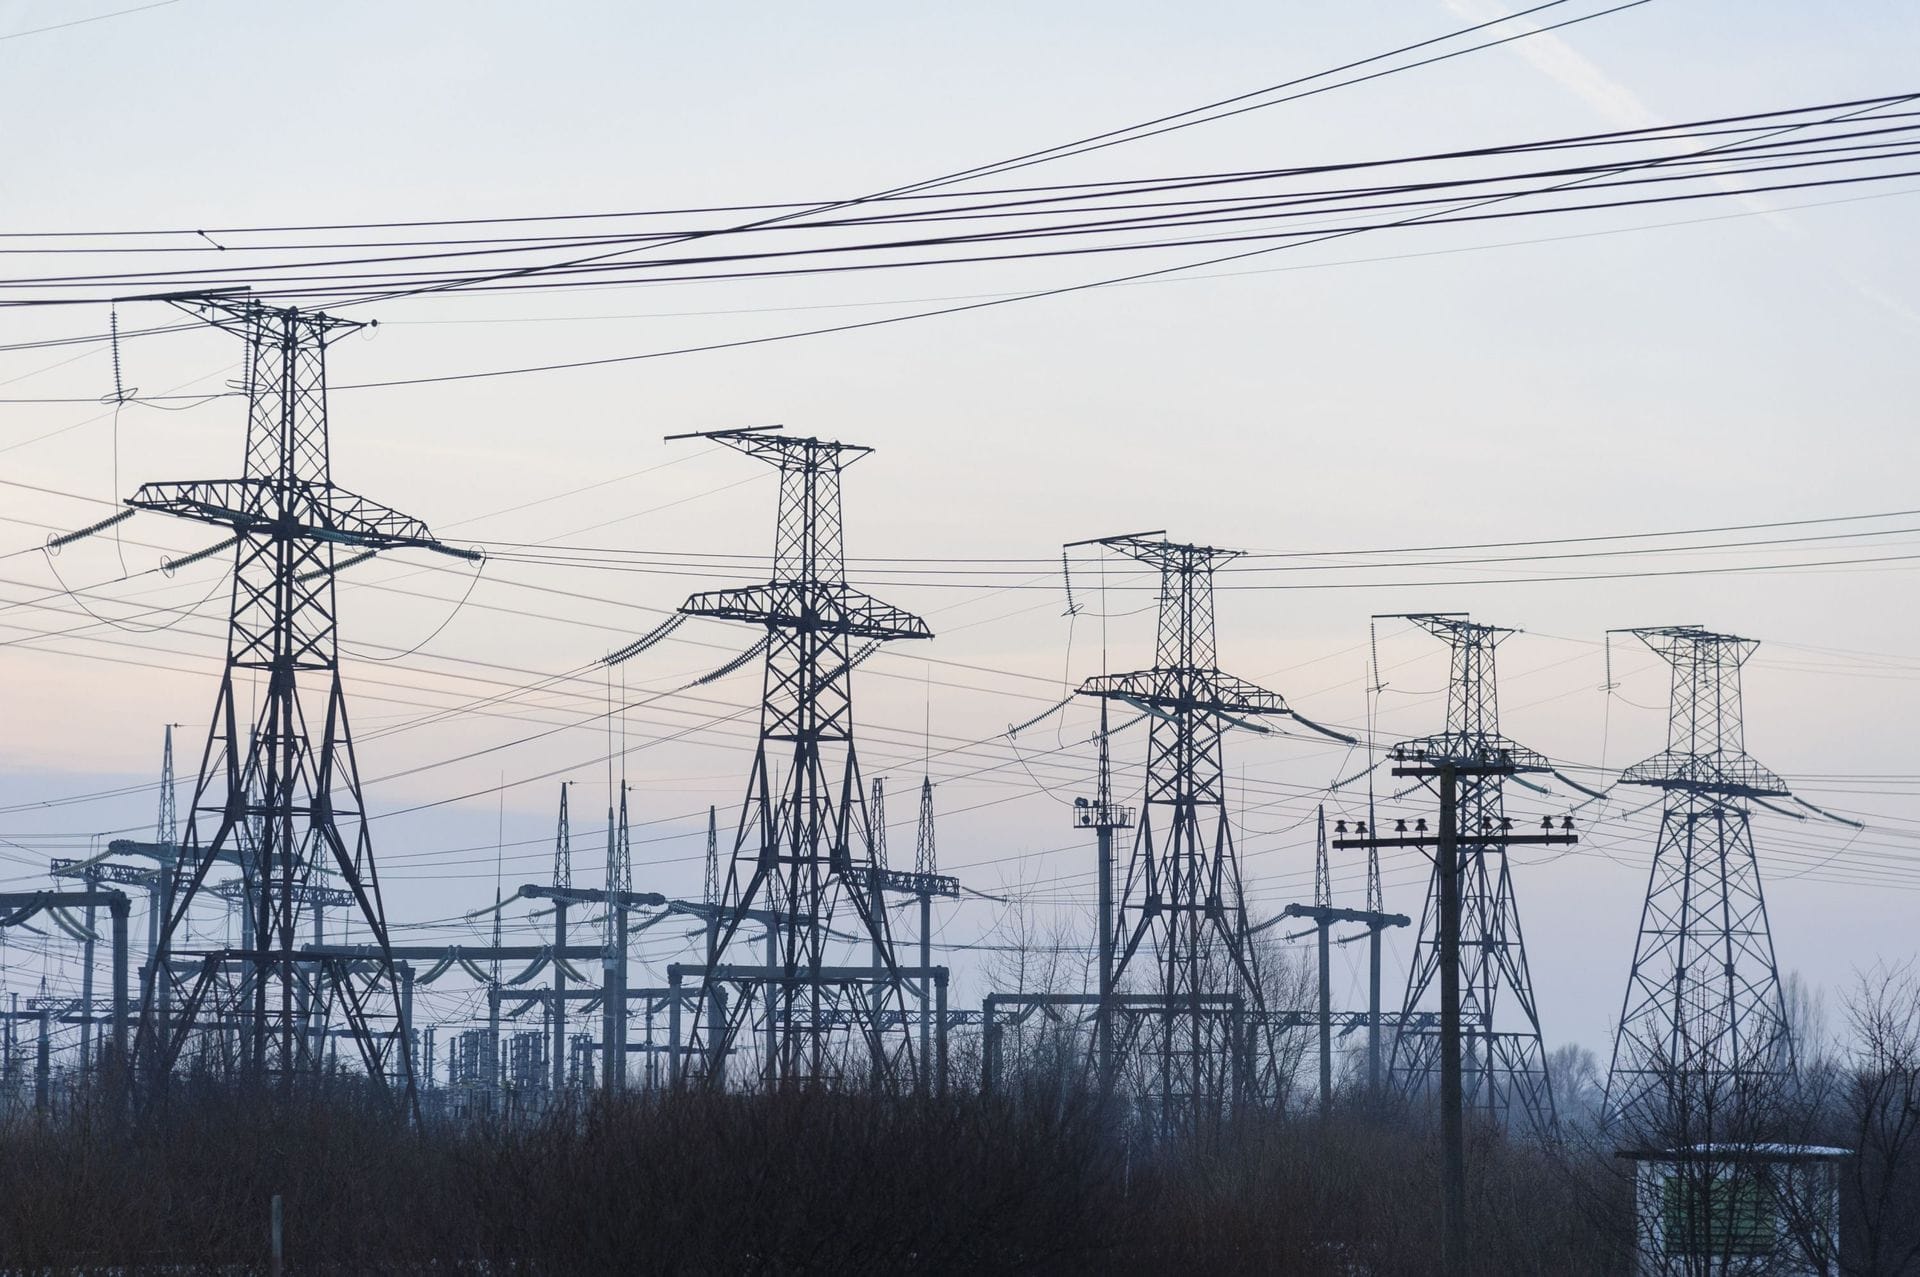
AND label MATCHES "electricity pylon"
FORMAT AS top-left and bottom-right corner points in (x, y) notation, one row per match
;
(1603, 626), (1797, 1128)
(552, 783), (571, 889)
(129, 297), (474, 1106)
(673, 425), (933, 1088)
(1073, 531), (1338, 1135)
(1388, 614), (1556, 1134)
